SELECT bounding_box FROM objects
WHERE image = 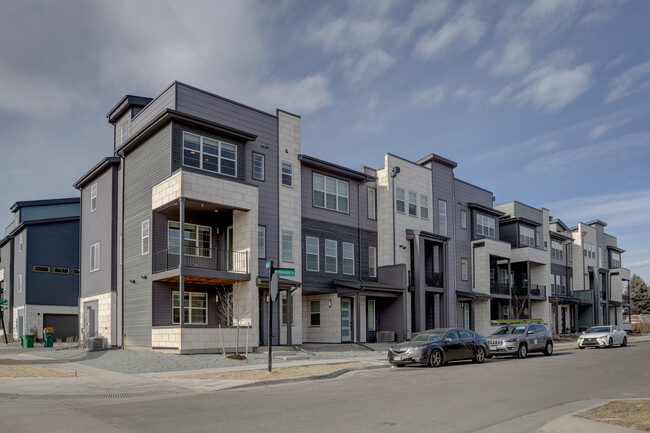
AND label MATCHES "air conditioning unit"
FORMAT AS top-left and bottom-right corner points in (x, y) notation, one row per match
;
(88, 337), (105, 351)
(377, 331), (395, 343)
